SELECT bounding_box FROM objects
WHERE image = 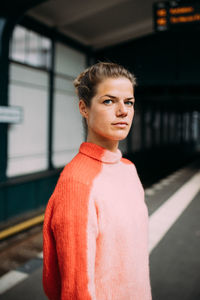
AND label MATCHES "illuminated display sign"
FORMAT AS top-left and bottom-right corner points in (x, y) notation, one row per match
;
(0, 106), (23, 124)
(154, 1), (200, 31)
